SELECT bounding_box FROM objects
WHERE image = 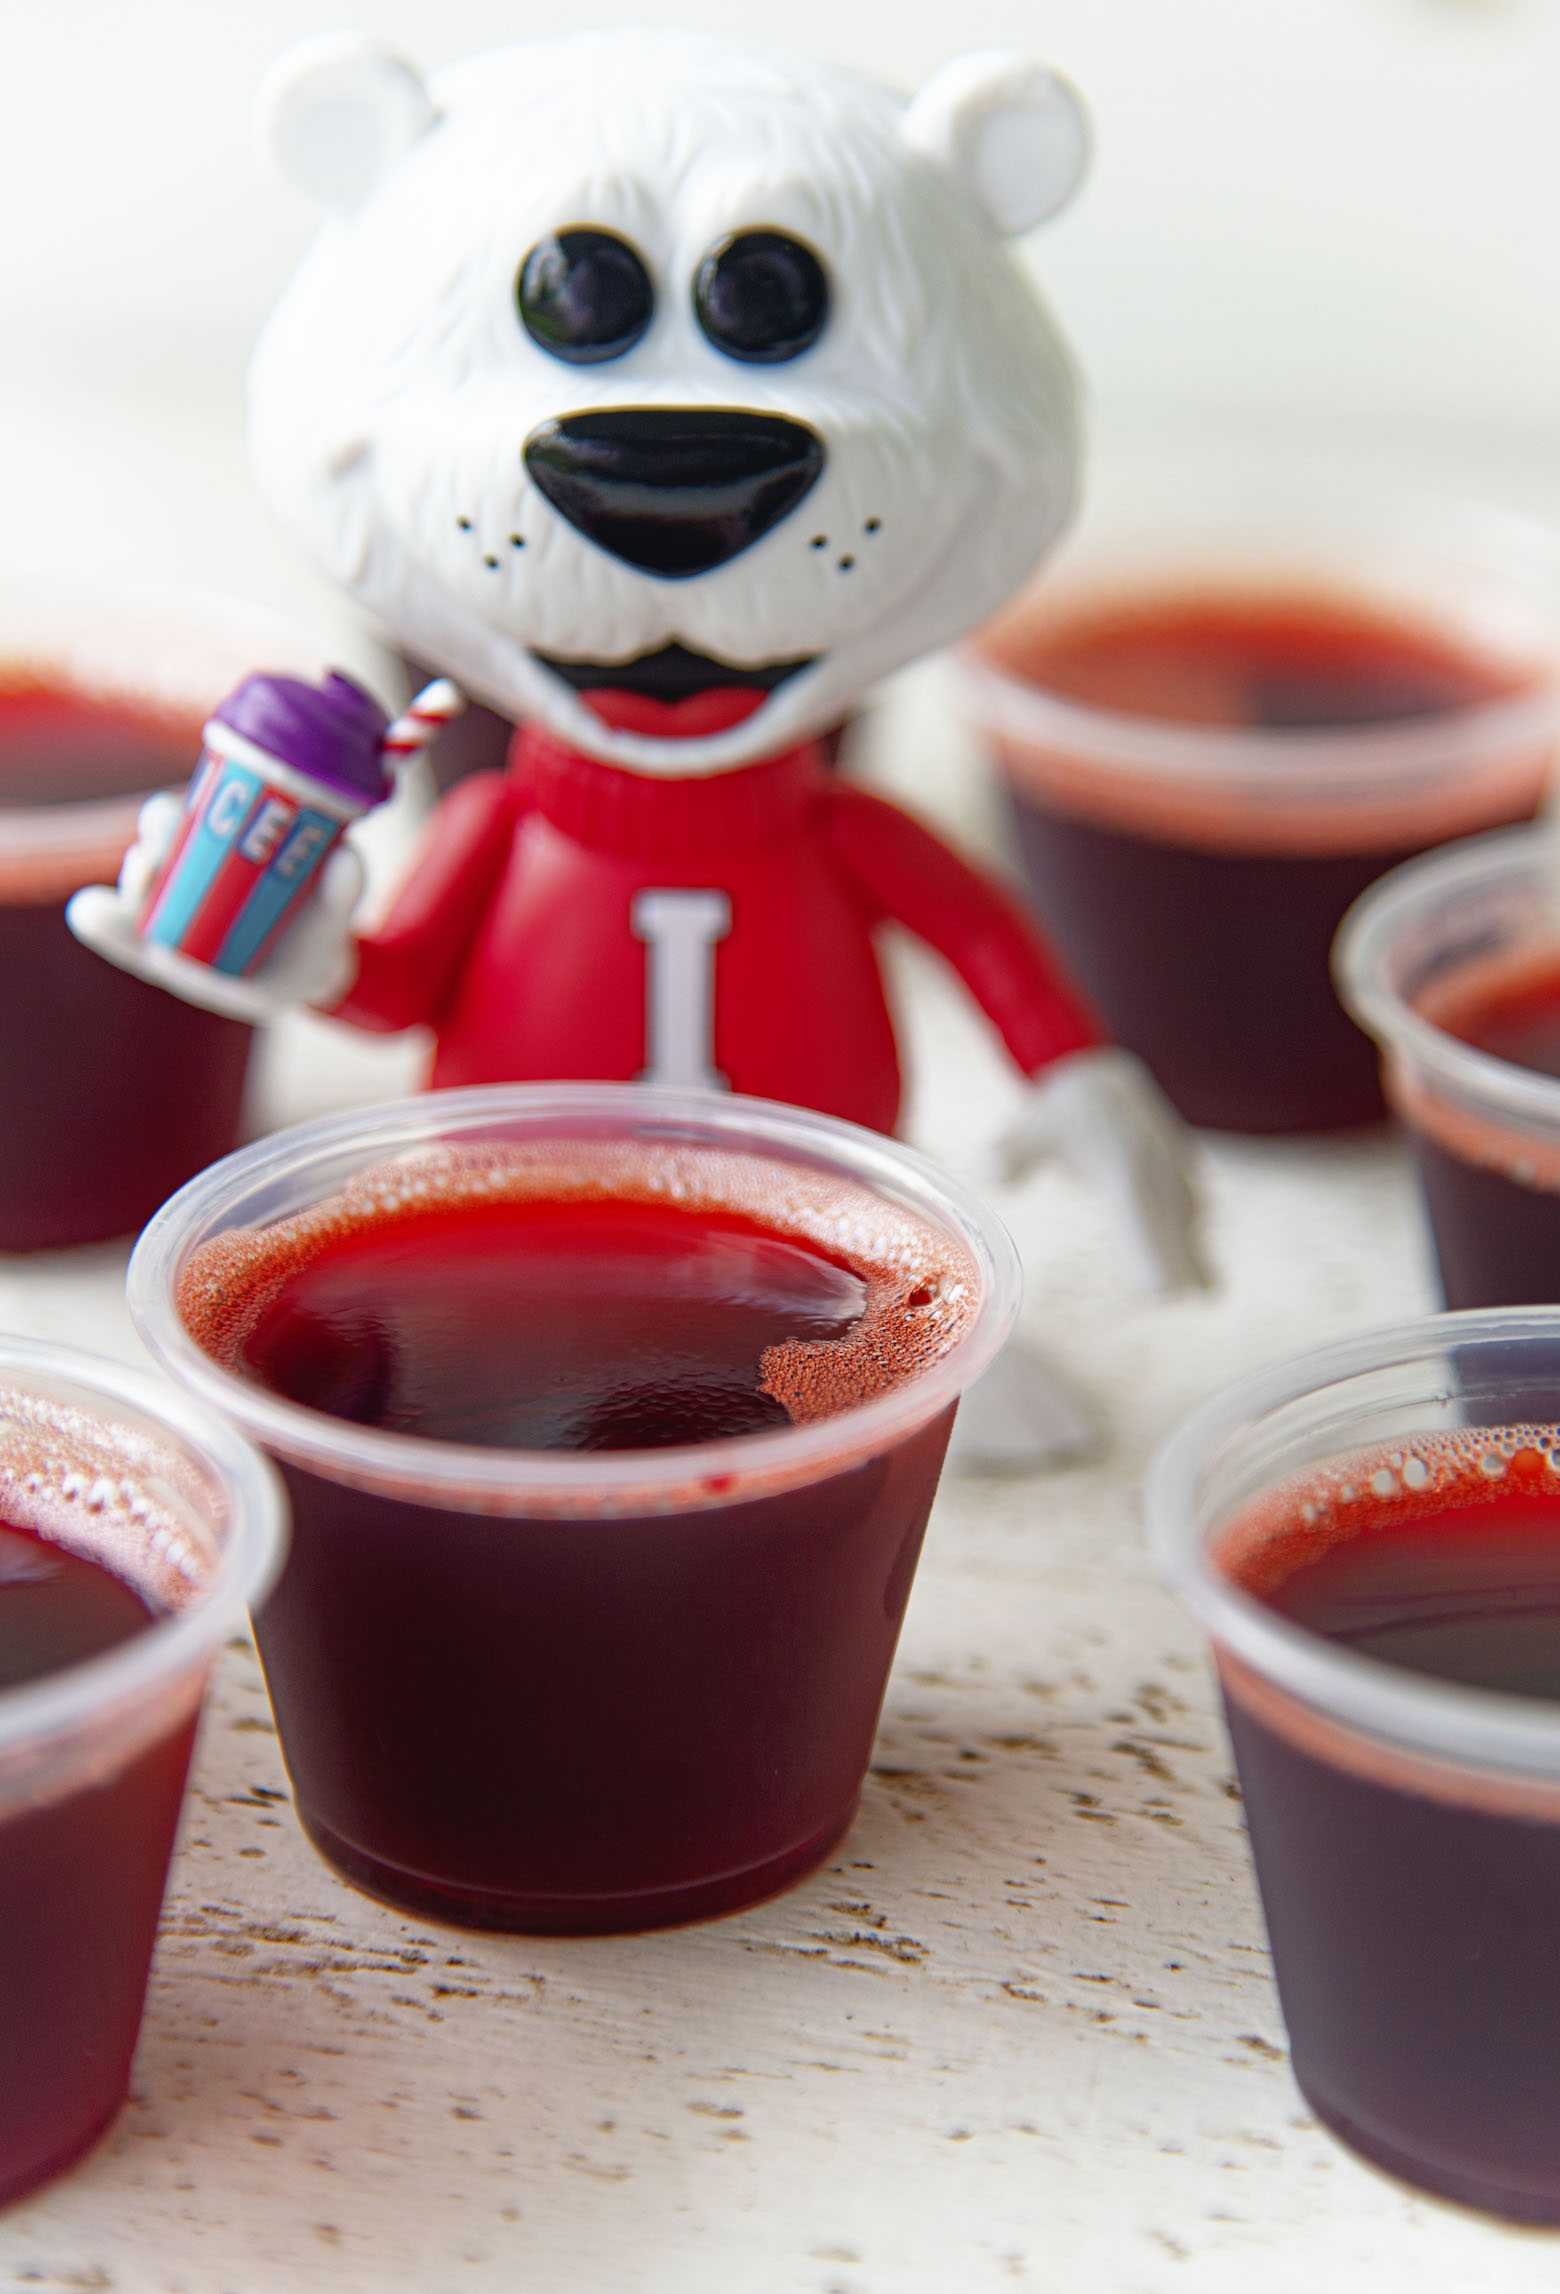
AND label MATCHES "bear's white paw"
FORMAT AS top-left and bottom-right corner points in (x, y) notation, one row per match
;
(990, 1045), (1213, 1295)
(67, 840), (364, 1025)
(253, 839), (365, 1011)
(116, 789), (184, 910)
(945, 1337), (1098, 1474)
